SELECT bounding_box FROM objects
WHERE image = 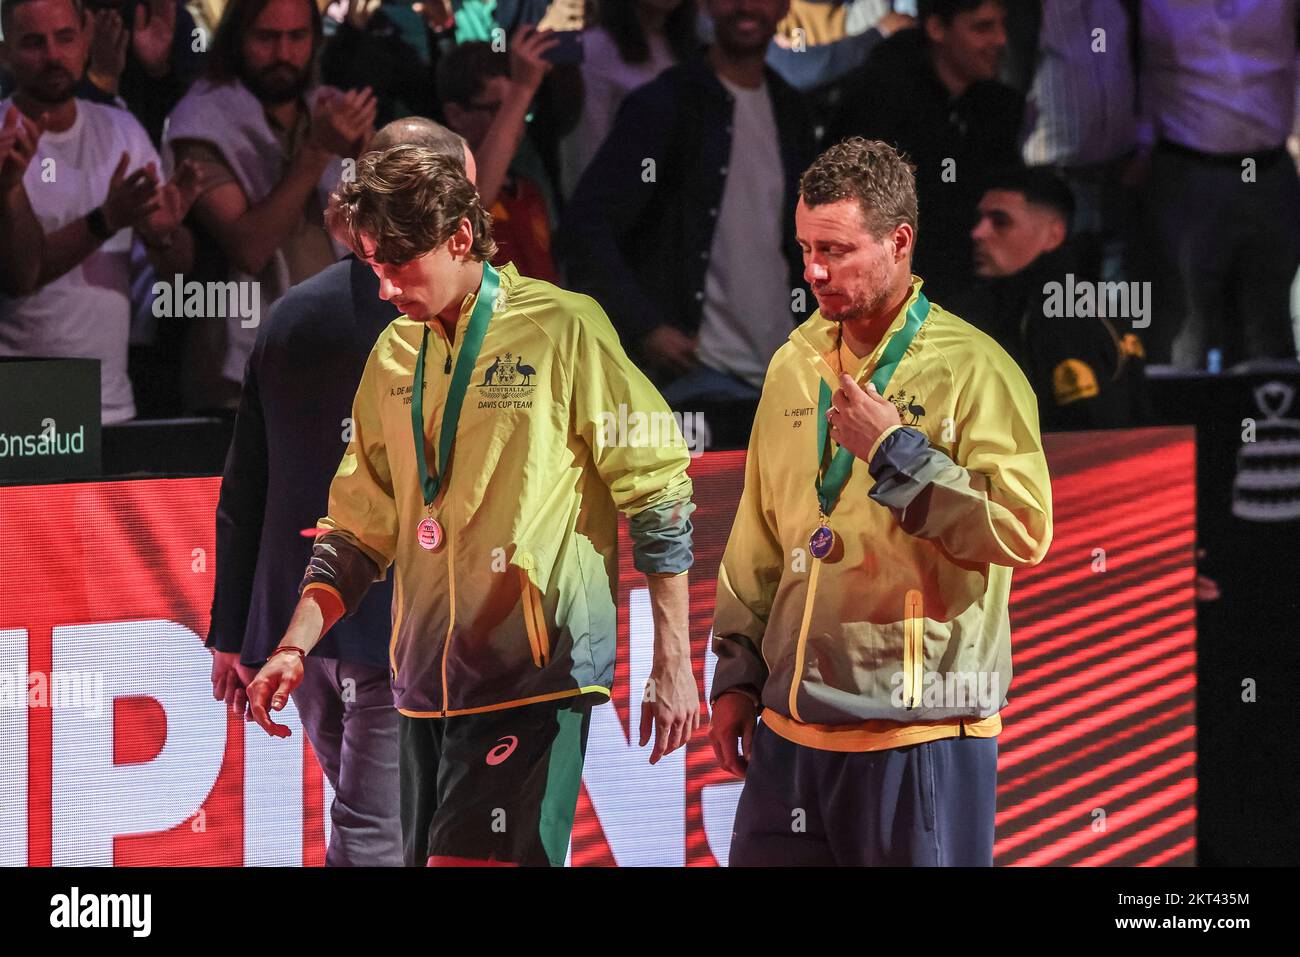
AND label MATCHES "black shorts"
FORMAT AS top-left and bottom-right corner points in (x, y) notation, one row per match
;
(399, 698), (592, 867)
